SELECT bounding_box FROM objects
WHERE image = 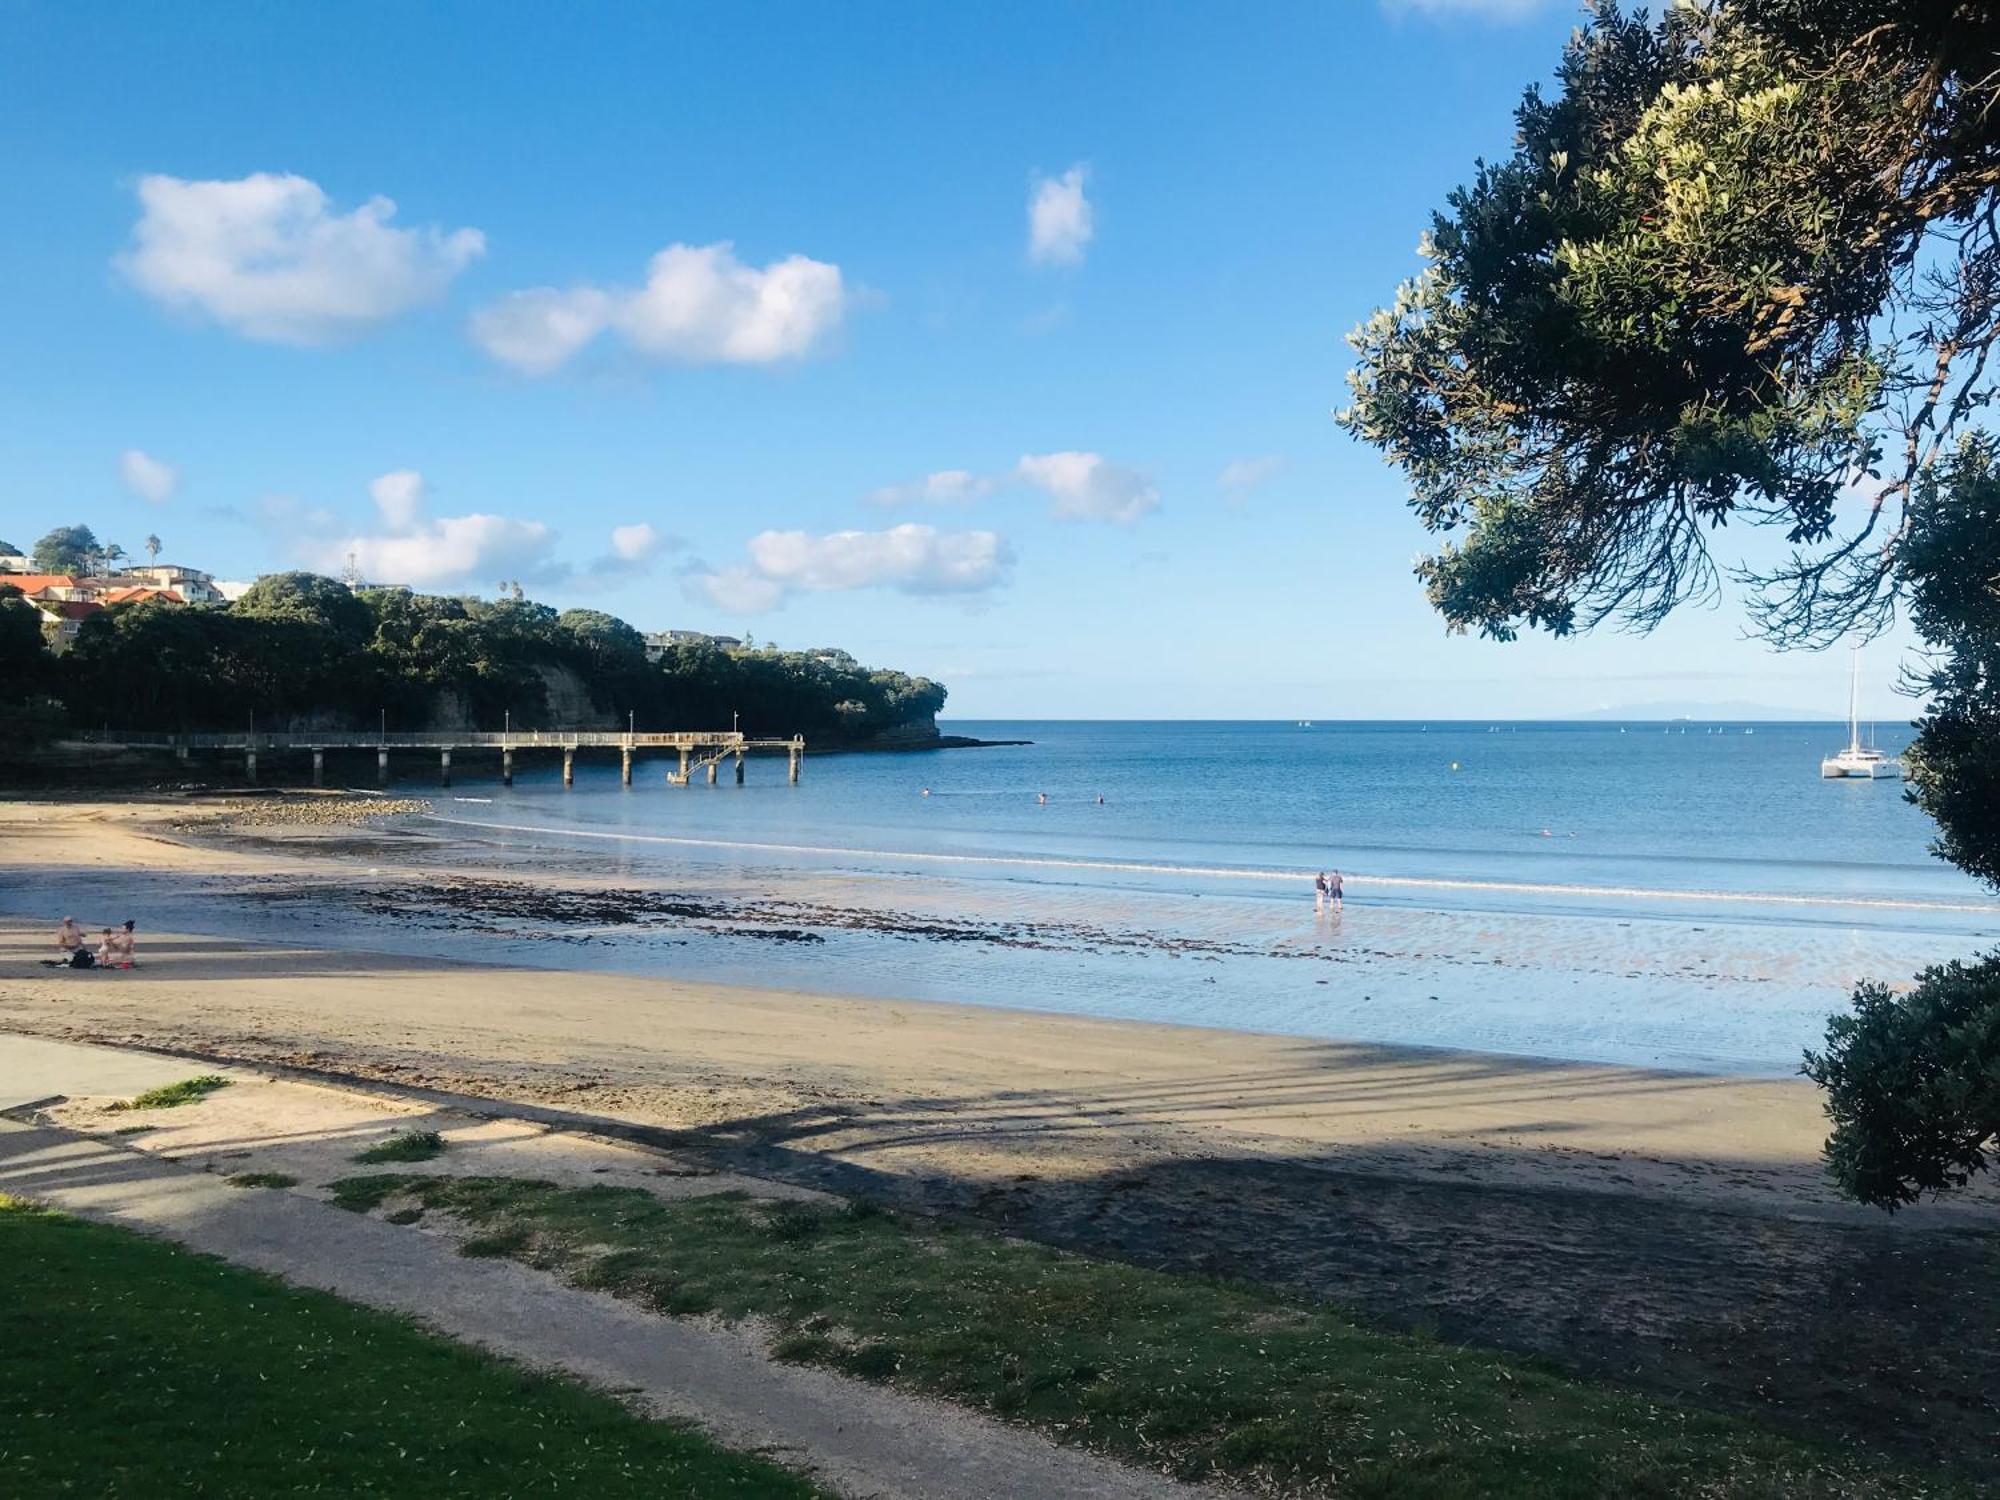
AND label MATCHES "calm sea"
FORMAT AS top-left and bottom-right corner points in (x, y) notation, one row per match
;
(393, 720), (1997, 1076)
(17, 721), (1999, 1076)
(437, 718), (1984, 912)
